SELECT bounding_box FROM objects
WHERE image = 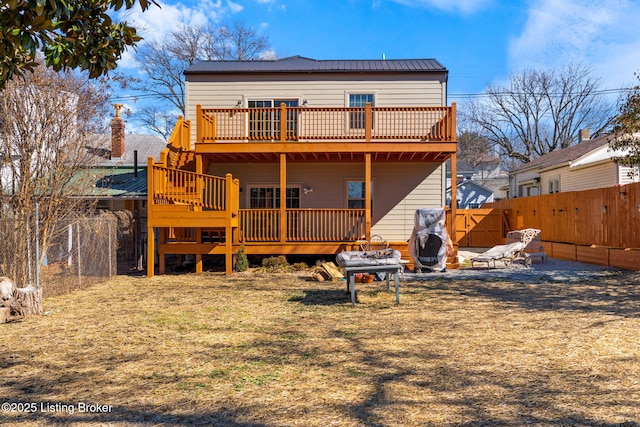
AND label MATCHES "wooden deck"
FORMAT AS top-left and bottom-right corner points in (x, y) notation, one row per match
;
(196, 103), (456, 143)
(146, 104), (459, 276)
